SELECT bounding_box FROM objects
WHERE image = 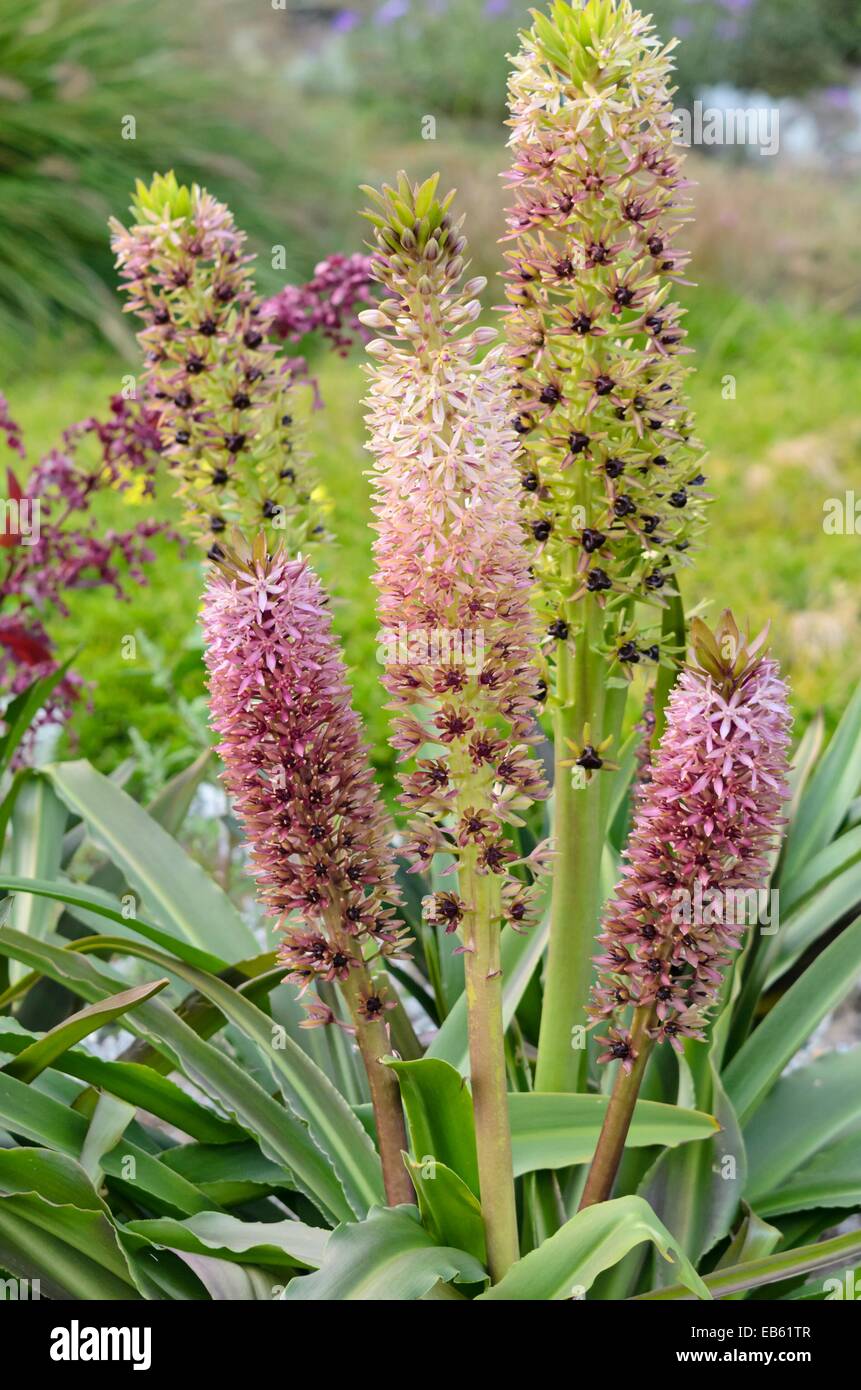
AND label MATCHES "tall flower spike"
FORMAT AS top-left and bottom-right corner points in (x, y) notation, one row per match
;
(503, 0), (708, 633)
(111, 172), (326, 555)
(362, 173), (549, 1281)
(201, 535), (413, 1207)
(503, 0), (710, 1095)
(580, 611), (791, 1207)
